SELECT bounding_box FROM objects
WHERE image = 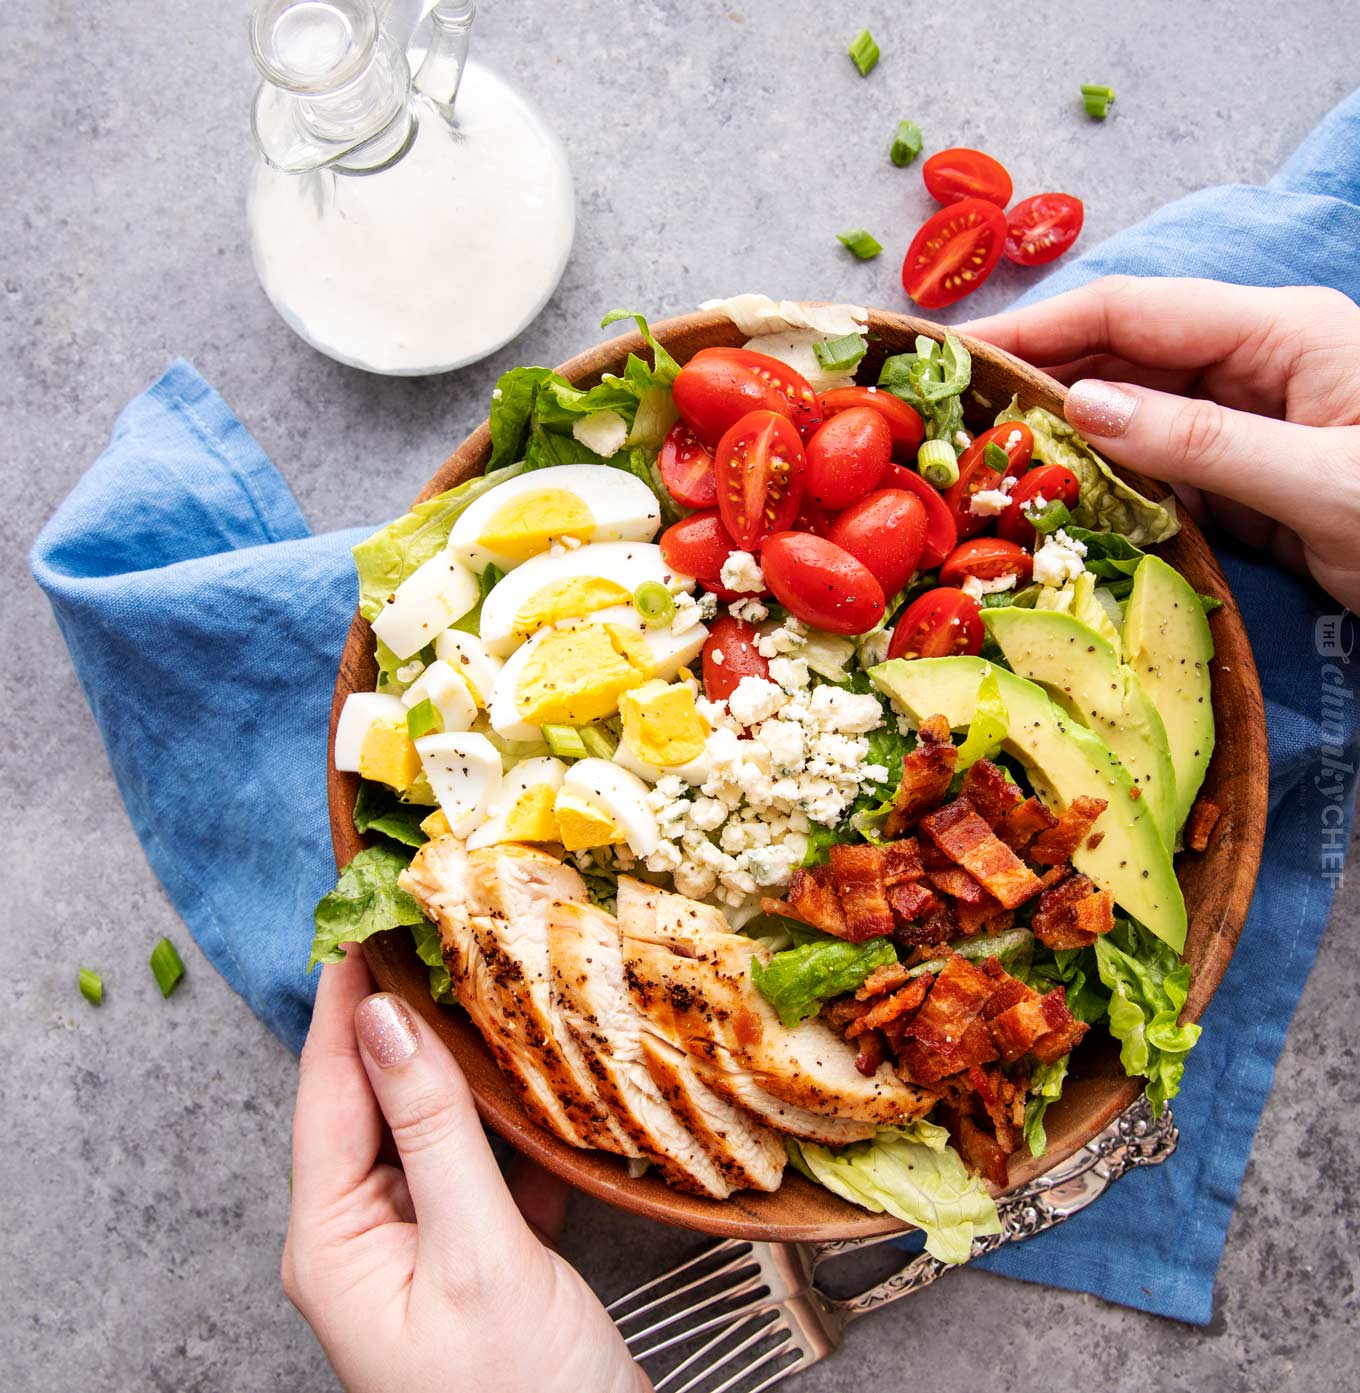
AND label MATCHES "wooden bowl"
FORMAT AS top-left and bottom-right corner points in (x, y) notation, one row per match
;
(329, 308), (1268, 1241)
